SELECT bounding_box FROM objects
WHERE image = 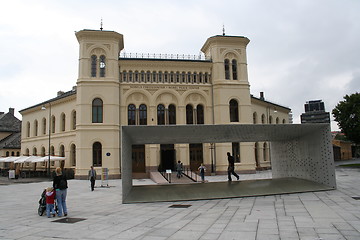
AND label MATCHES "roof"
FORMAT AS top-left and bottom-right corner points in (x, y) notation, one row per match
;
(0, 112), (21, 132)
(251, 95), (291, 111)
(19, 89), (76, 113)
(0, 132), (21, 149)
